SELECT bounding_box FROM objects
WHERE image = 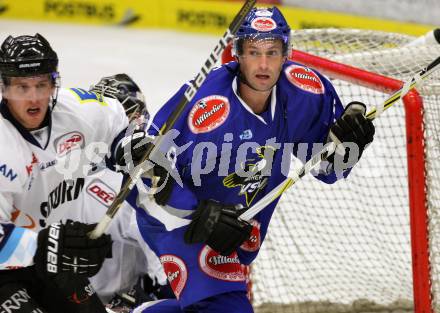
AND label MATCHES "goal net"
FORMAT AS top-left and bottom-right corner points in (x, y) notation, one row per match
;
(251, 29), (440, 313)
